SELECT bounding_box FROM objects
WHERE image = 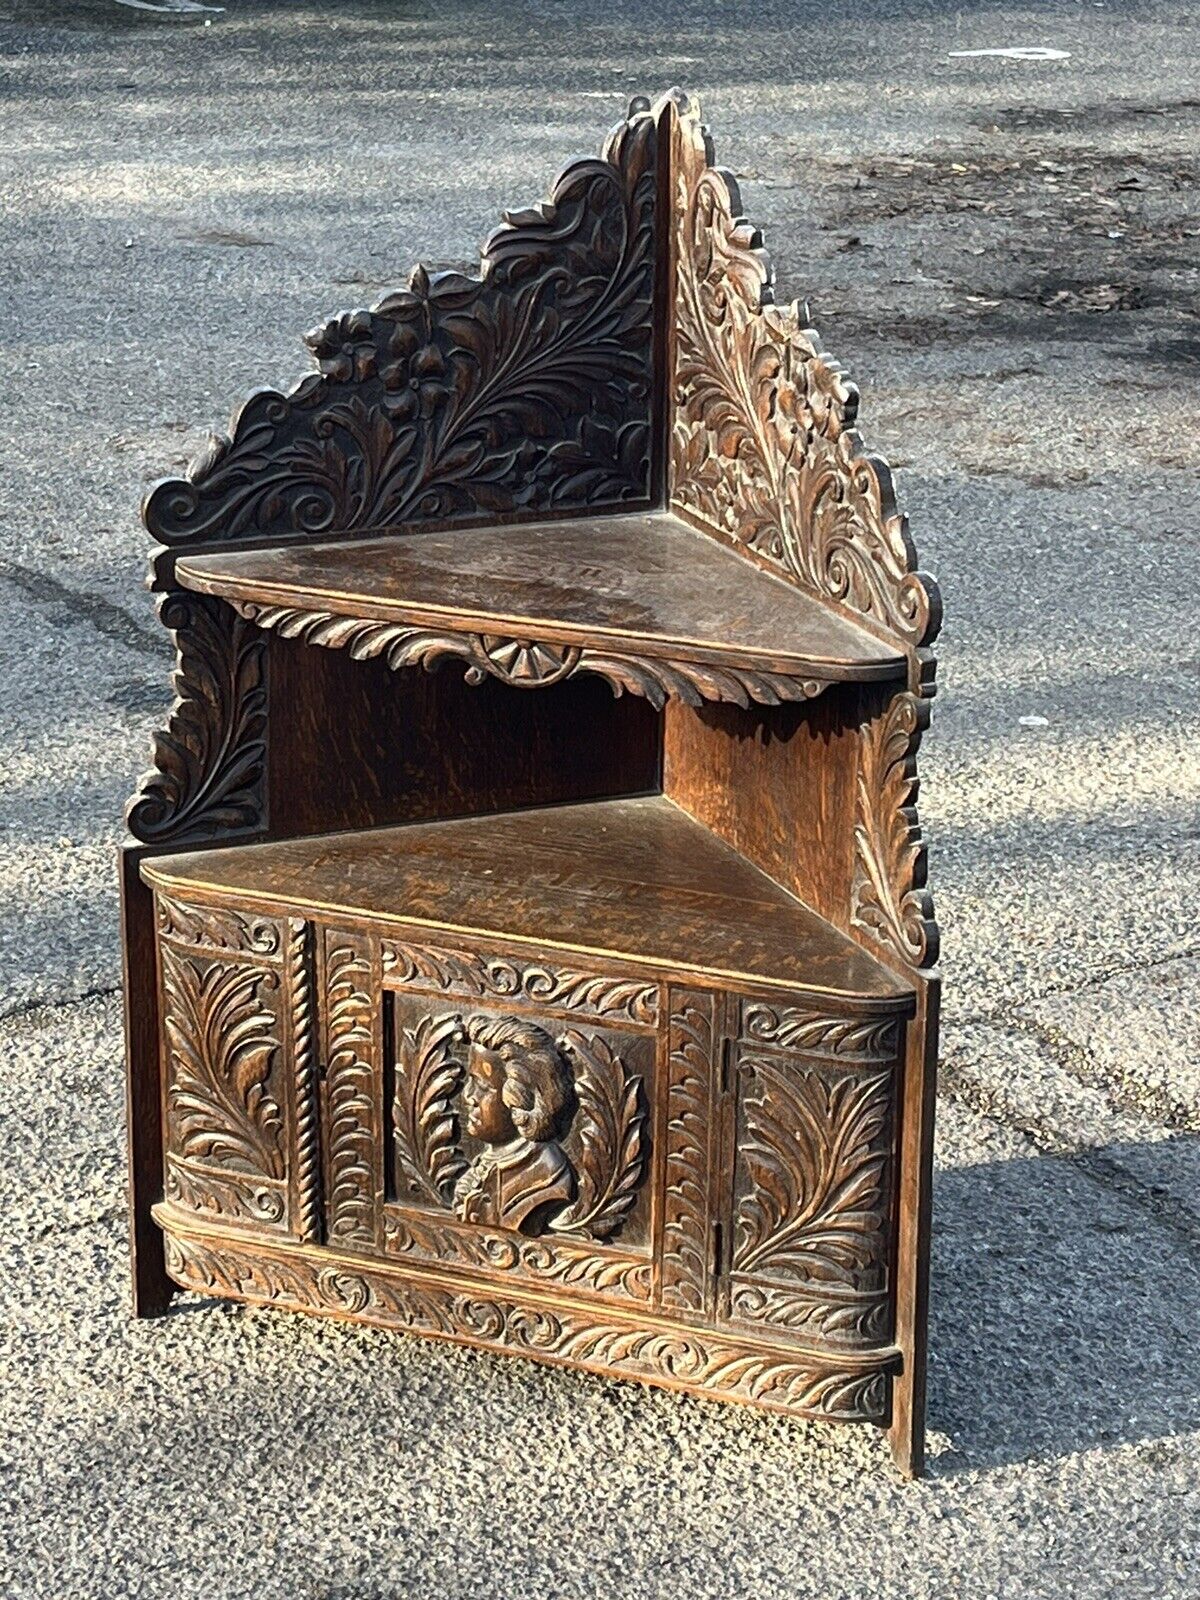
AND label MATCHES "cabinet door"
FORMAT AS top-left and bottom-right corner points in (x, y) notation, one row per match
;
(725, 999), (902, 1352)
(156, 895), (320, 1243)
